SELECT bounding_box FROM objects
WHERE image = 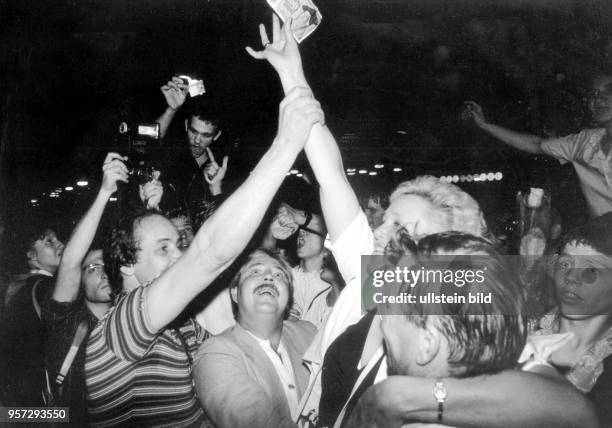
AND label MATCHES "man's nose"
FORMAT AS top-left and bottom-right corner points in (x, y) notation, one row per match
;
(565, 268), (582, 286)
